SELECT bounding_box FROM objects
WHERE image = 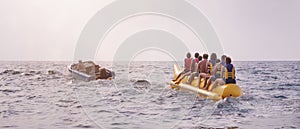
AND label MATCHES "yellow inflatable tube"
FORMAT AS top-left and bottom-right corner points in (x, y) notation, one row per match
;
(170, 64), (242, 100)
